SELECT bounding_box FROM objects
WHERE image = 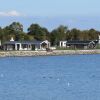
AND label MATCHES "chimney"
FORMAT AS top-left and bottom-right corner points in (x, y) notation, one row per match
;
(10, 37), (14, 41)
